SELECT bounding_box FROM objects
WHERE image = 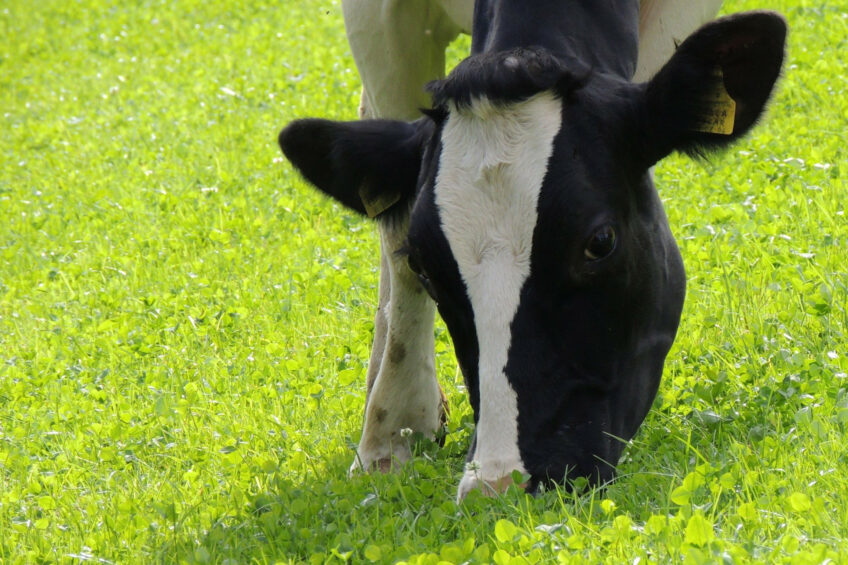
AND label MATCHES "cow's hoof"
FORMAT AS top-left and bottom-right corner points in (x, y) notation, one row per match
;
(456, 467), (528, 501)
(374, 457), (394, 473)
(348, 450), (409, 477)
